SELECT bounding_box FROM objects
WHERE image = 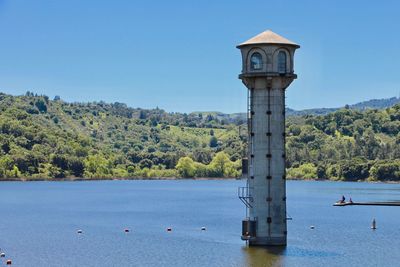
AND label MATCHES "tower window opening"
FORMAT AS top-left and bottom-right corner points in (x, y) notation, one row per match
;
(250, 52), (263, 70)
(278, 51), (287, 74)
